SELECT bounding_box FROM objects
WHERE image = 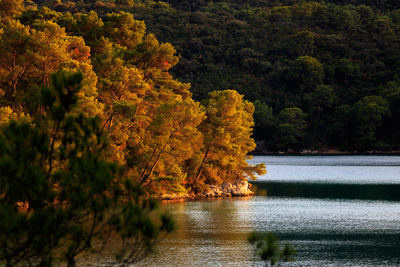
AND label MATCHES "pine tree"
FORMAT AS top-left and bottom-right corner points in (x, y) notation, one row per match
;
(190, 90), (265, 188)
(0, 72), (174, 266)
